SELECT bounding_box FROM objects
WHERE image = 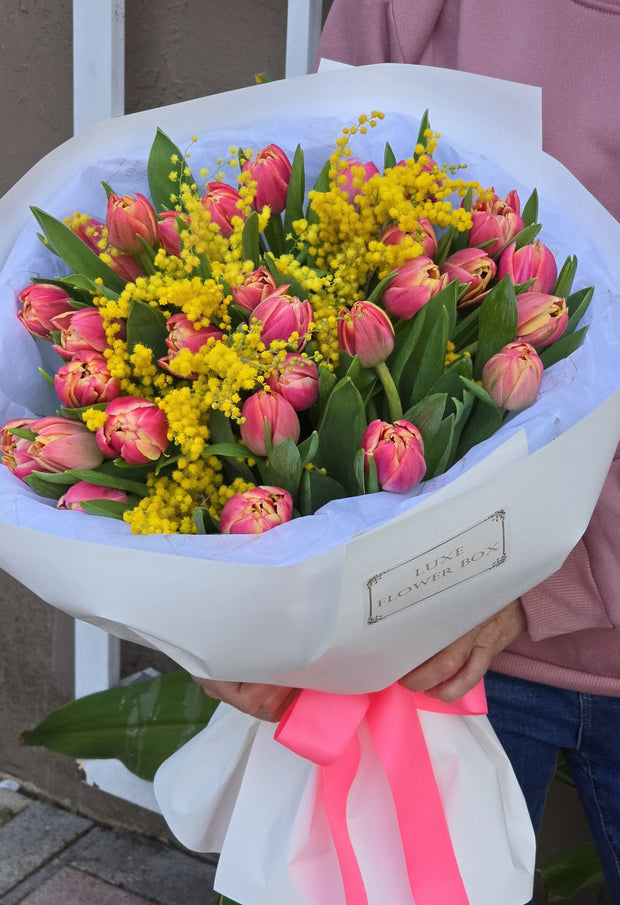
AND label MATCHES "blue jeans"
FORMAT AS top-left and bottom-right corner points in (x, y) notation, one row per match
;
(485, 671), (620, 903)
